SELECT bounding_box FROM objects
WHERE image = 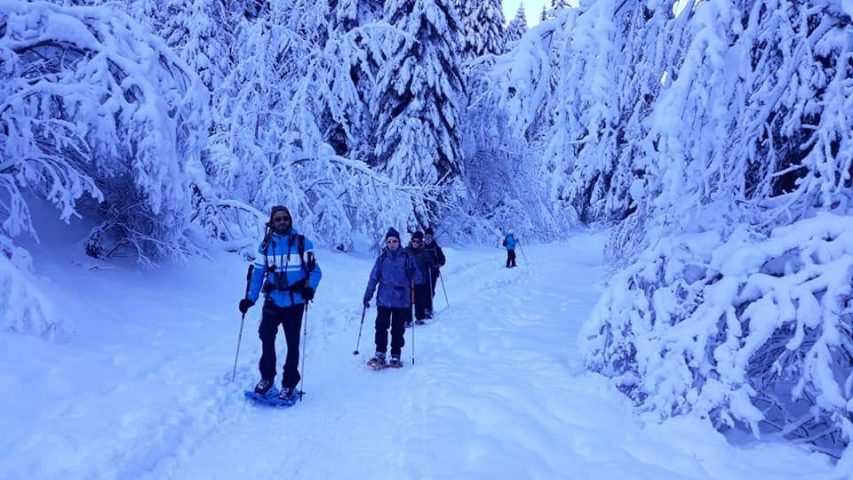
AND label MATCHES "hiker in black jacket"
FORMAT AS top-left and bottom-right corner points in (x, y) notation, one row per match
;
(422, 227), (445, 317)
